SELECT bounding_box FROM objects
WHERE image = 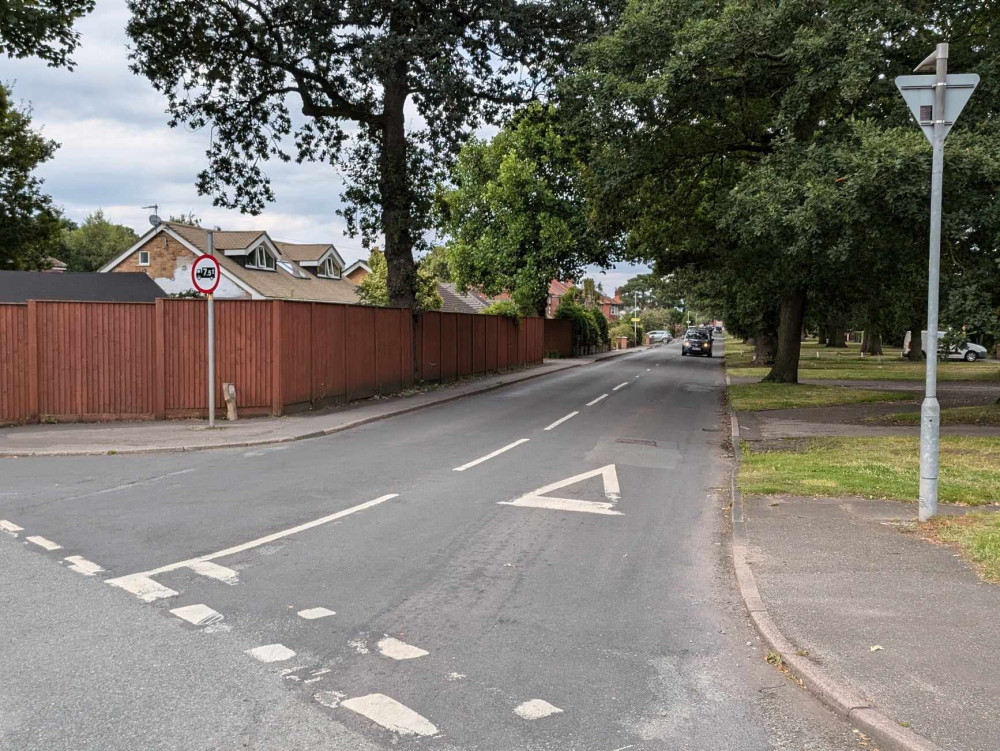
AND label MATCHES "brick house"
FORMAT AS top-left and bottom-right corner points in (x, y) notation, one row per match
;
(344, 259), (371, 283)
(100, 222), (360, 303)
